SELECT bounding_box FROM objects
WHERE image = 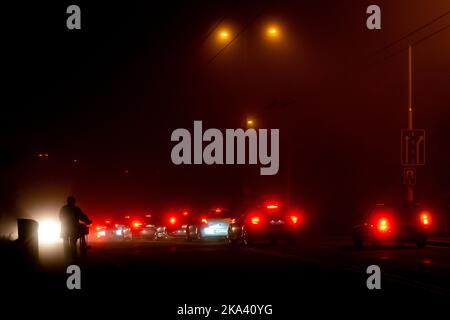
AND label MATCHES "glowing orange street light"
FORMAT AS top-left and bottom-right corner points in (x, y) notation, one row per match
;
(266, 25), (281, 39)
(217, 28), (232, 42)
